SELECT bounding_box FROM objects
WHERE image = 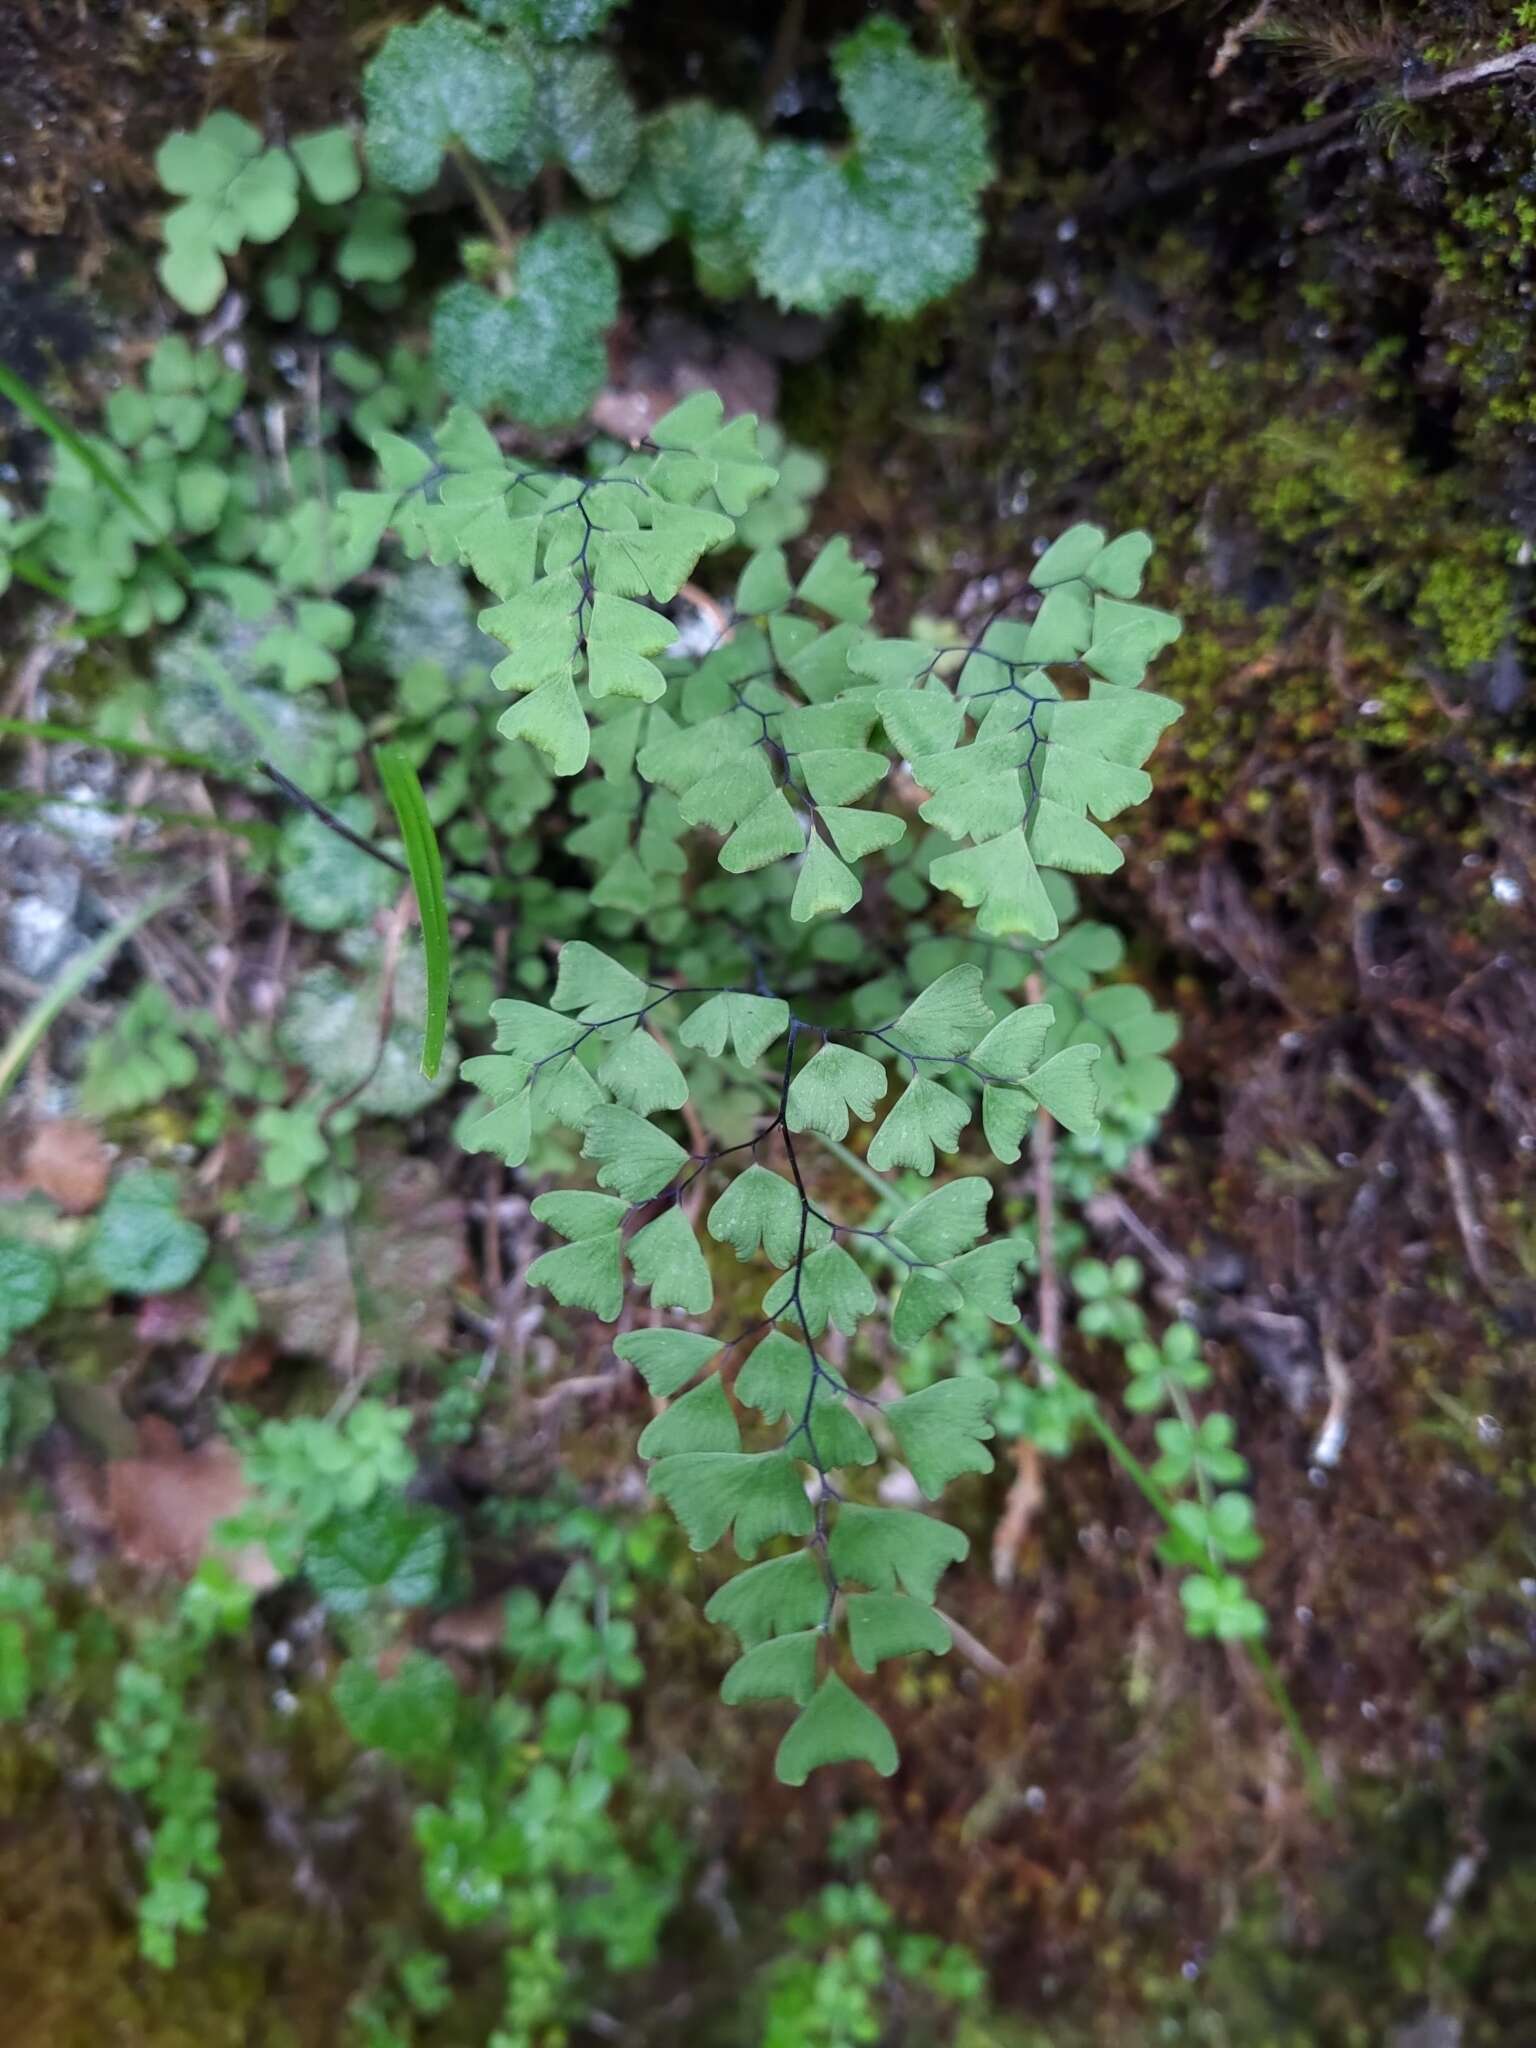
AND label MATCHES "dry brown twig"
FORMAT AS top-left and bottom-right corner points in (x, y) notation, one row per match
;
(0, 961), (109, 1026)
(1310, 1301), (1352, 1471)
(530, 1370), (623, 1417)
(933, 1605), (1012, 1681)
(190, 776), (239, 1028)
(1406, 1068), (1498, 1294)
(1211, 0), (1274, 79)
(321, 888), (414, 1129)
(1052, 36), (1536, 221)
(679, 581), (732, 643)
(4, 635), (66, 794)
